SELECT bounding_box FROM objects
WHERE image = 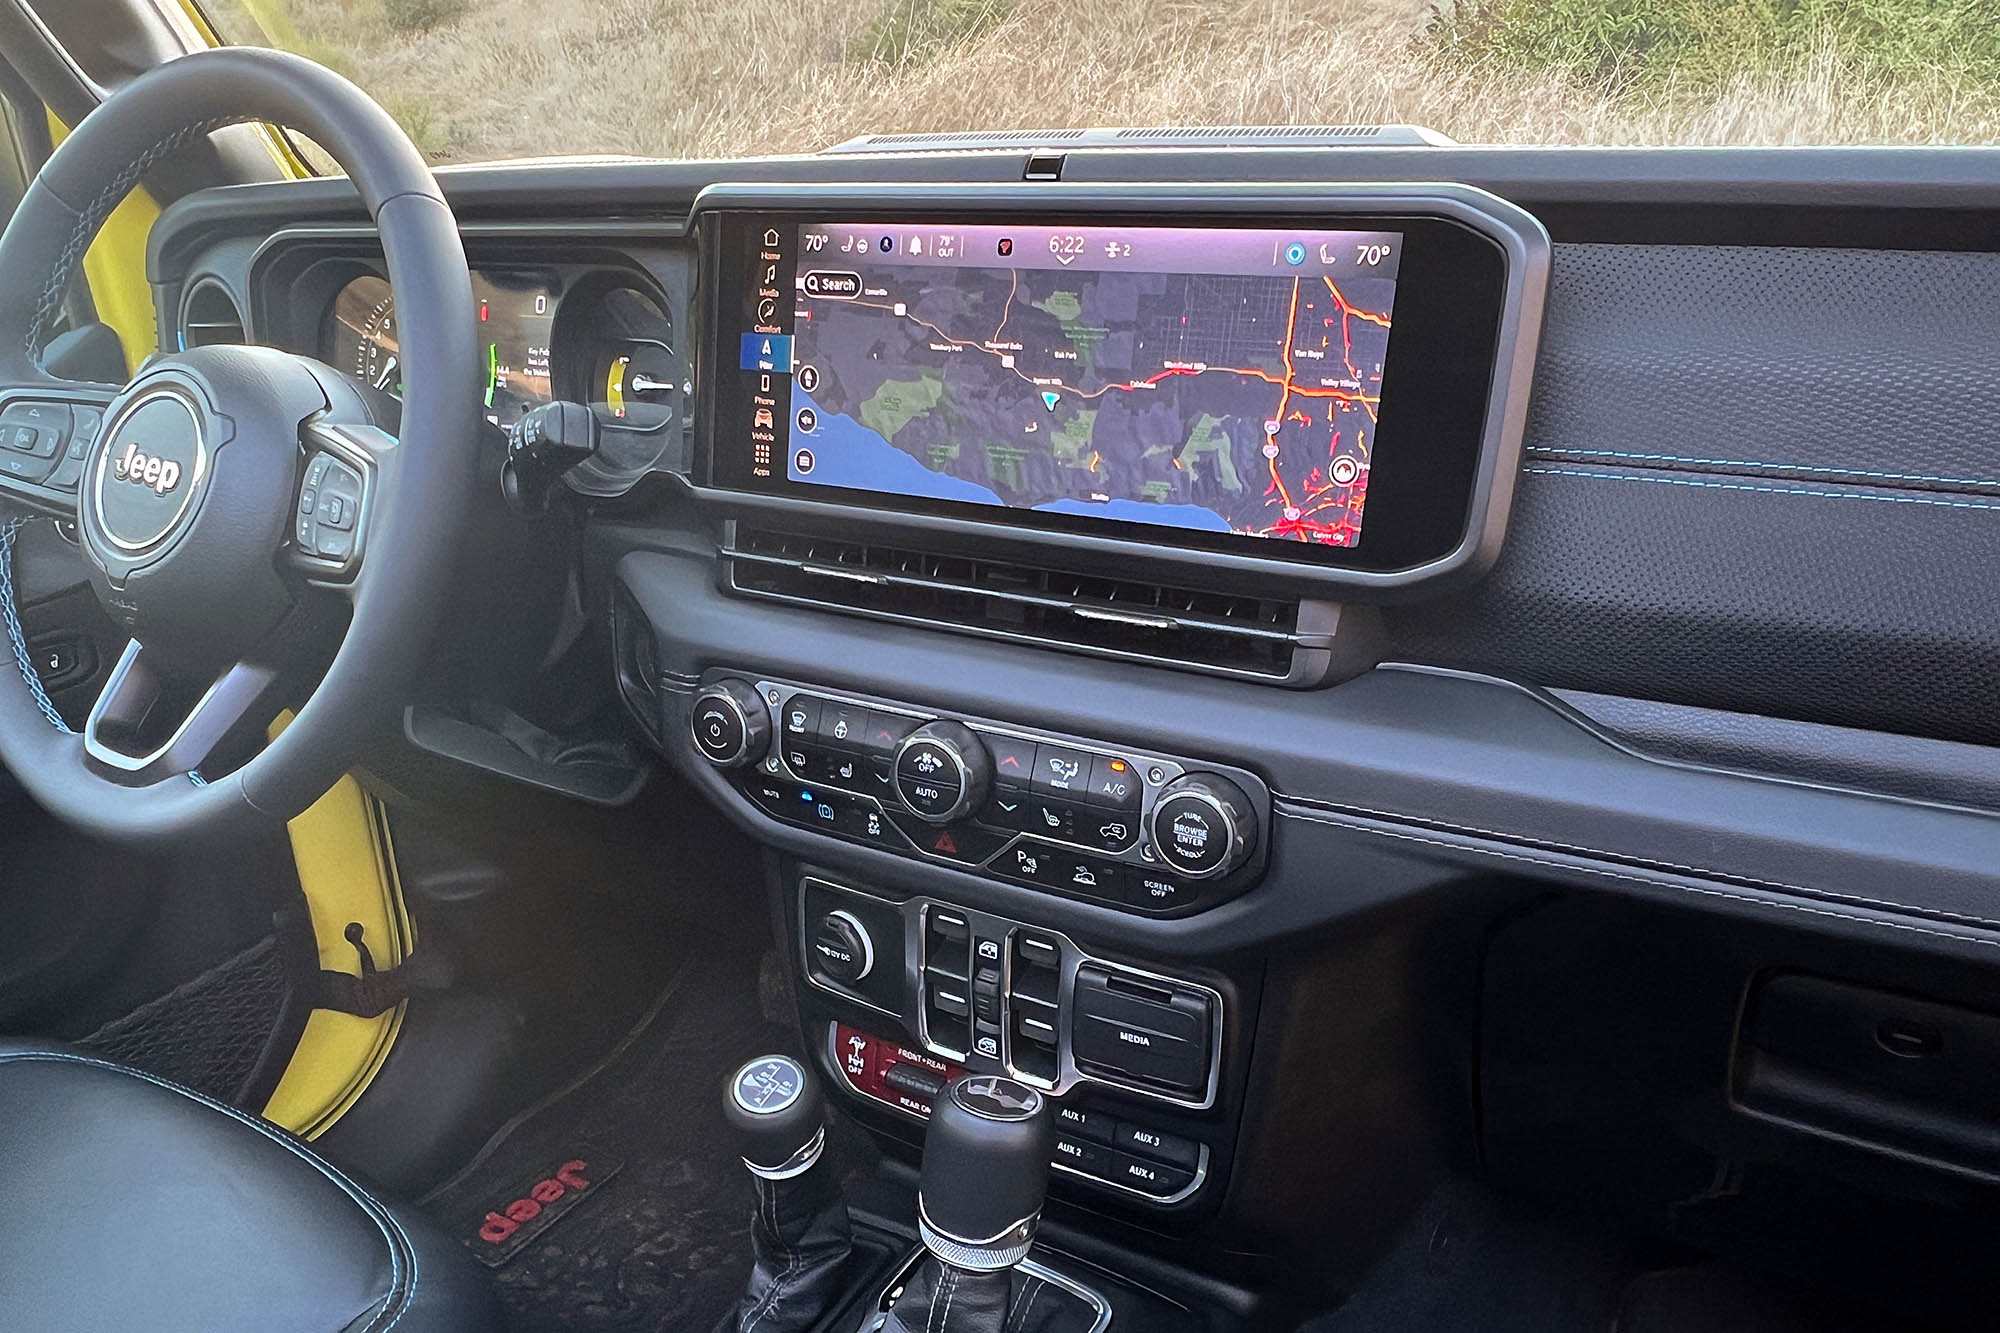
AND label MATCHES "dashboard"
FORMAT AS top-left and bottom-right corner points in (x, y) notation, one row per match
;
(220, 232), (693, 497)
(112, 141), (2000, 1323)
